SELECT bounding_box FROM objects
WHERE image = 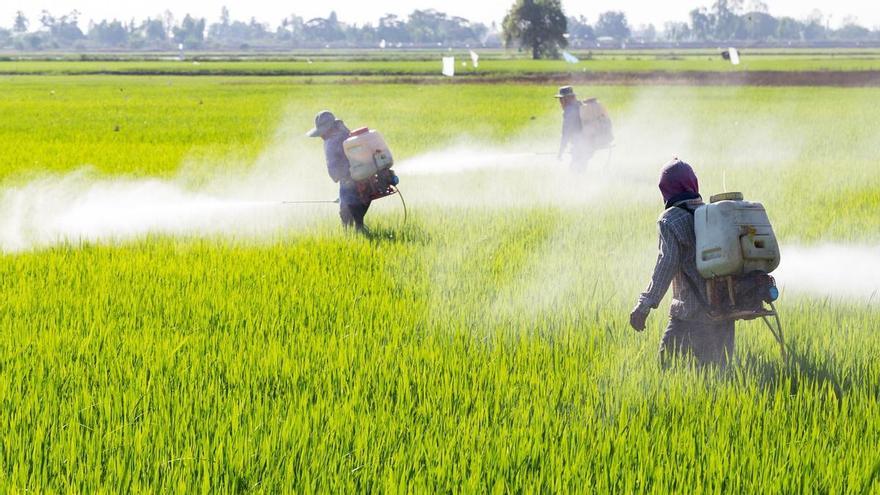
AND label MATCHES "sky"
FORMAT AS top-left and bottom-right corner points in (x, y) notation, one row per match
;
(2, 0), (879, 30)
